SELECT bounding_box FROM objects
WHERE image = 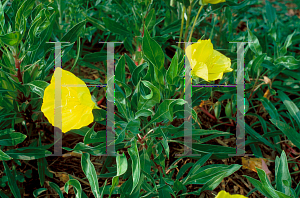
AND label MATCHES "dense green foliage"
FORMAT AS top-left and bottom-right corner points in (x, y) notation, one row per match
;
(0, 0), (300, 197)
